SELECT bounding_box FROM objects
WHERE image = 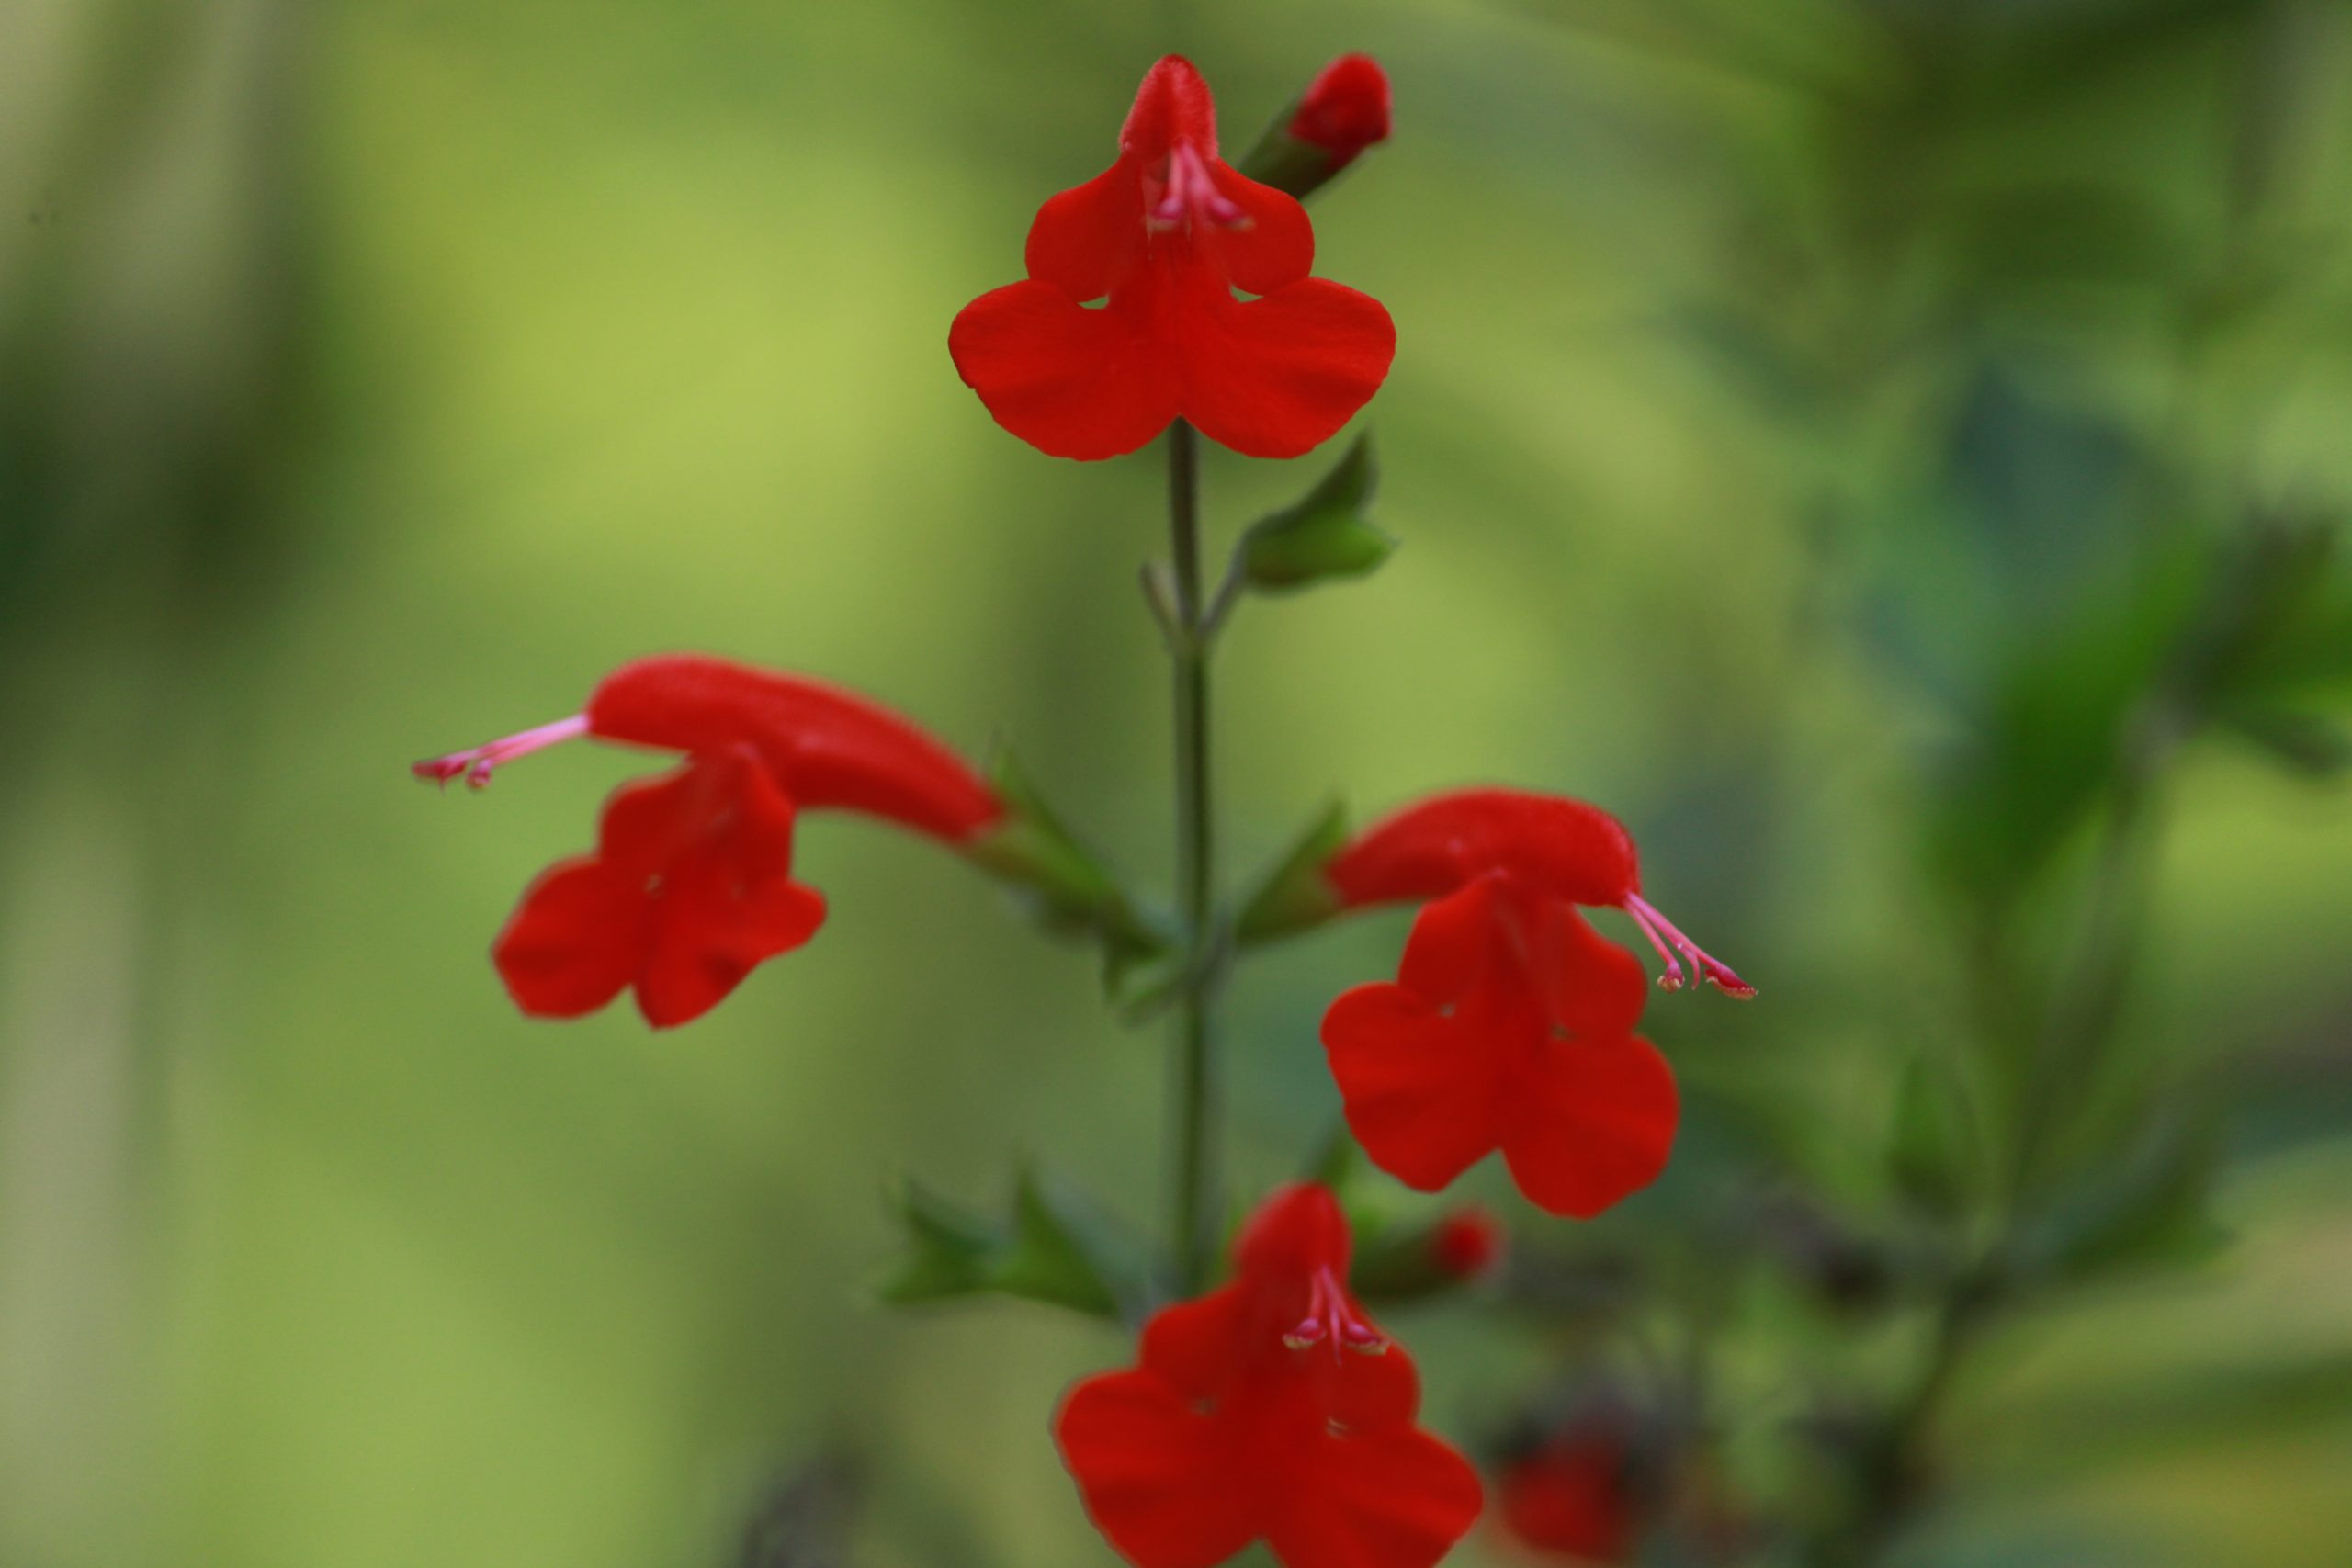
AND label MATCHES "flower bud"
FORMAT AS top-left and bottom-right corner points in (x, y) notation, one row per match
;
(1238, 54), (1393, 201)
